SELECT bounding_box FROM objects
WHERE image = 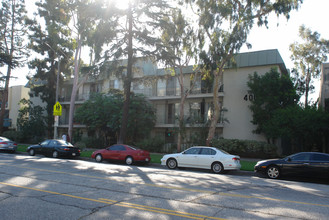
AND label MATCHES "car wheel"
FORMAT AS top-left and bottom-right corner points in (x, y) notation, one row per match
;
(125, 156), (133, 165)
(52, 151), (59, 158)
(166, 158), (177, 169)
(95, 154), (103, 162)
(266, 165), (280, 179)
(211, 162), (224, 174)
(28, 149), (35, 156)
